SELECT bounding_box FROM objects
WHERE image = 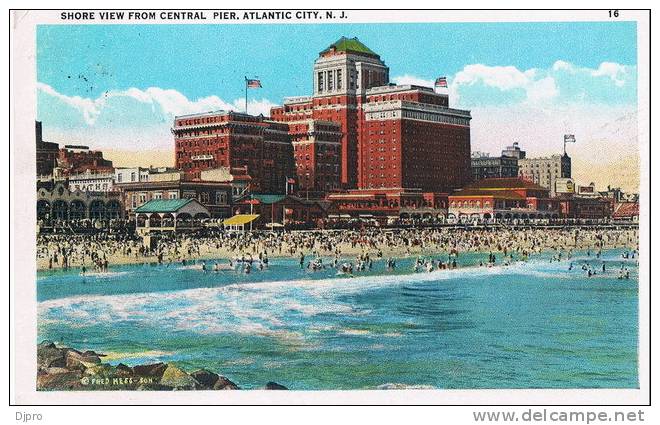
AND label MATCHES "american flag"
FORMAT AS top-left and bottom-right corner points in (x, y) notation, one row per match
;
(246, 78), (262, 88)
(564, 134), (576, 143)
(434, 76), (448, 88)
